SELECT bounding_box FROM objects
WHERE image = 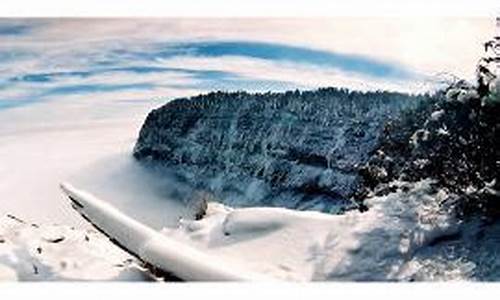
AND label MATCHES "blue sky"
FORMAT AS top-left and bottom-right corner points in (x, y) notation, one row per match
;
(0, 18), (491, 112)
(0, 23), (31, 35)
